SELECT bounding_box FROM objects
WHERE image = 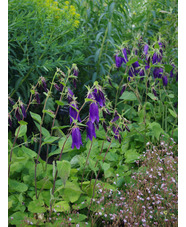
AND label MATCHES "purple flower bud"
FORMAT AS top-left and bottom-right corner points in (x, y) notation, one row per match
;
(122, 48), (128, 63)
(144, 44), (149, 55)
(41, 78), (48, 92)
(54, 83), (60, 91)
(162, 76), (168, 86)
(93, 88), (105, 107)
(153, 68), (163, 79)
(89, 102), (99, 123)
(170, 64), (175, 78)
(139, 69), (145, 78)
(69, 103), (81, 124)
(35, 92), (40, 104)
(113, 126), (119, 139)
(71, 126), (83, 149)
(21, 104), (27, 118)
(152, 52), (162, 64)
(125, 125), (130, 132)
(60, 84), (64, 92)
(115, 55), (124, 68)
(120, 85), (126, 96)
(73, 69), (79, 77)
(108, 79), (113, 87)
(102, 121), (107, 132)
(86, 121), (96, 141)
(67, 88), (74, 103)
(152, 88), (157, 97)
(112, 111), (119, 122)
(15, 108), (21, 121)
(145, 57), (150, 70)
(132, 61), (140, 73)
(107, 137), (111, 142)
(73, 79), (77, 88)
(129, 67), (135, 78)
(8, 114), (12, 127)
